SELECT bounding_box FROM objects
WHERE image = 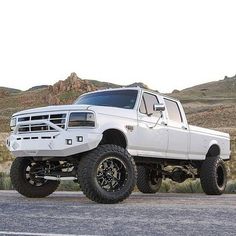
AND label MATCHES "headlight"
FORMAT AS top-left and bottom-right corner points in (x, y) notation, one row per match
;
(68, 112), (95, 127)
(10, 117), (17, 127)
